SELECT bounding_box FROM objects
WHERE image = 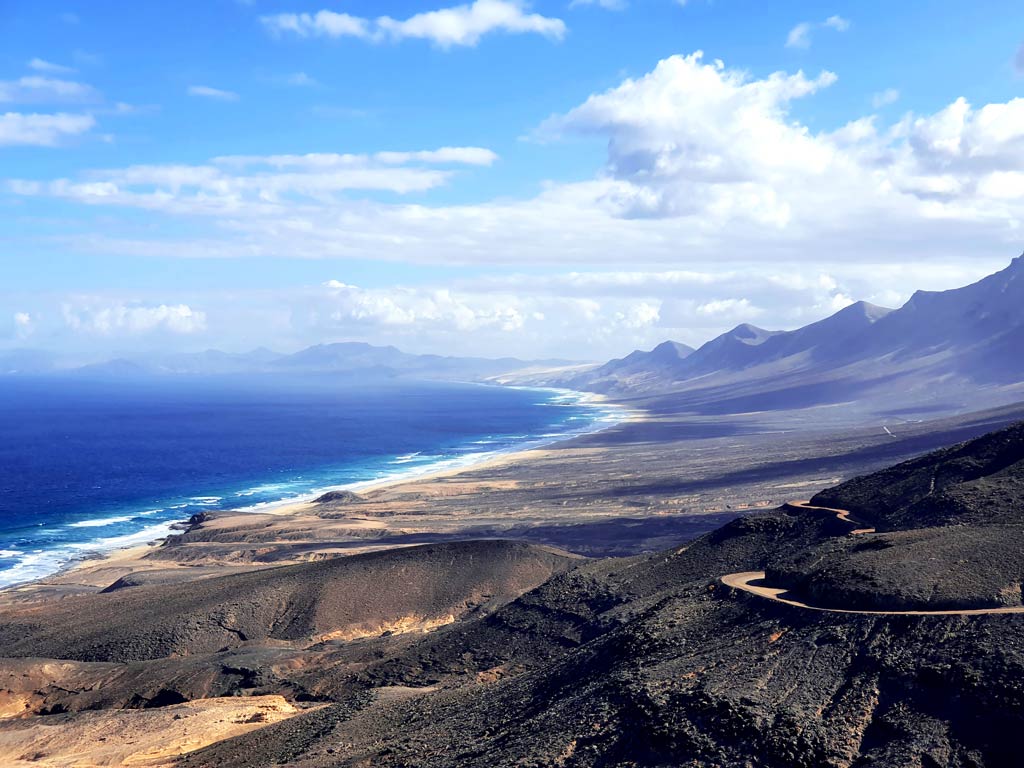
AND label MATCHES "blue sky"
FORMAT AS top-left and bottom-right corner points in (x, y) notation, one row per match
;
(1, 1), (1023, 361)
